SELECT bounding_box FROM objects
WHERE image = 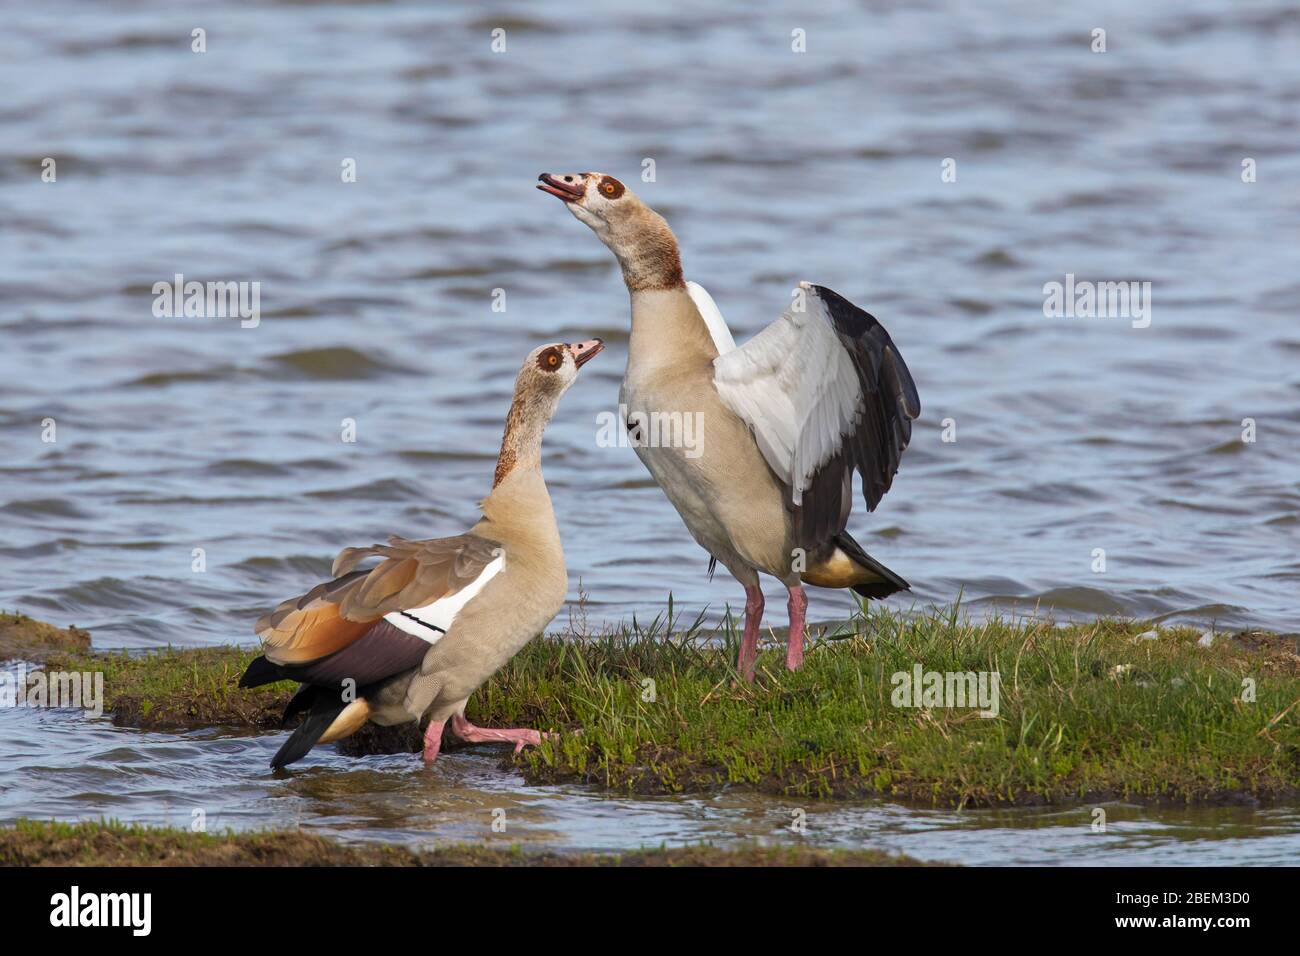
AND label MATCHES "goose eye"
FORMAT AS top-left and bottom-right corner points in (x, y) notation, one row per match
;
(599, 176), (625, 199)
(537, 348), (563, 371)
